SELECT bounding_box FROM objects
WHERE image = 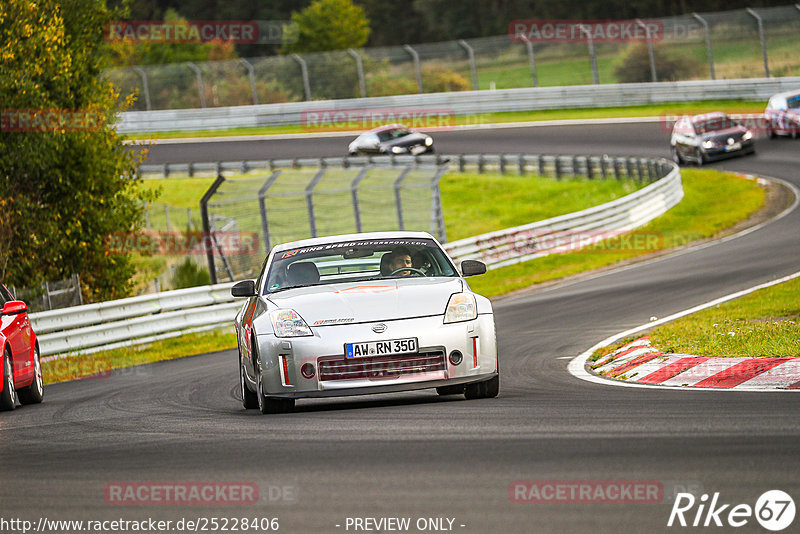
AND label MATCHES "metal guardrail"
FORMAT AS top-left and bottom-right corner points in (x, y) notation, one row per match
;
(444, 158), (681, 268)
(32, 154), (680, 358)
(116, 77), (800, 134)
